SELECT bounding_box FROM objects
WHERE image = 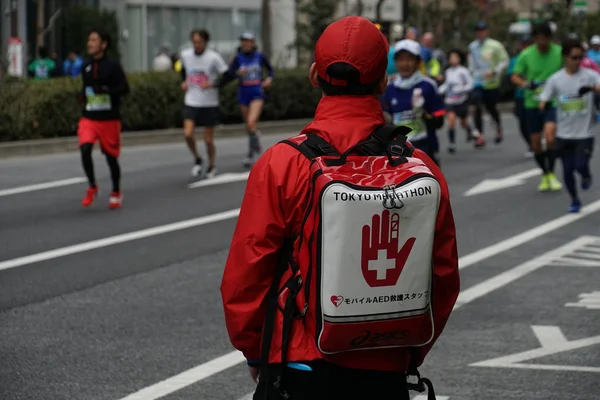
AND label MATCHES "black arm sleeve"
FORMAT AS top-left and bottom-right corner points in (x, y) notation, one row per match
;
(180, 66), (186, 81)
(110, 61), (130, 95)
